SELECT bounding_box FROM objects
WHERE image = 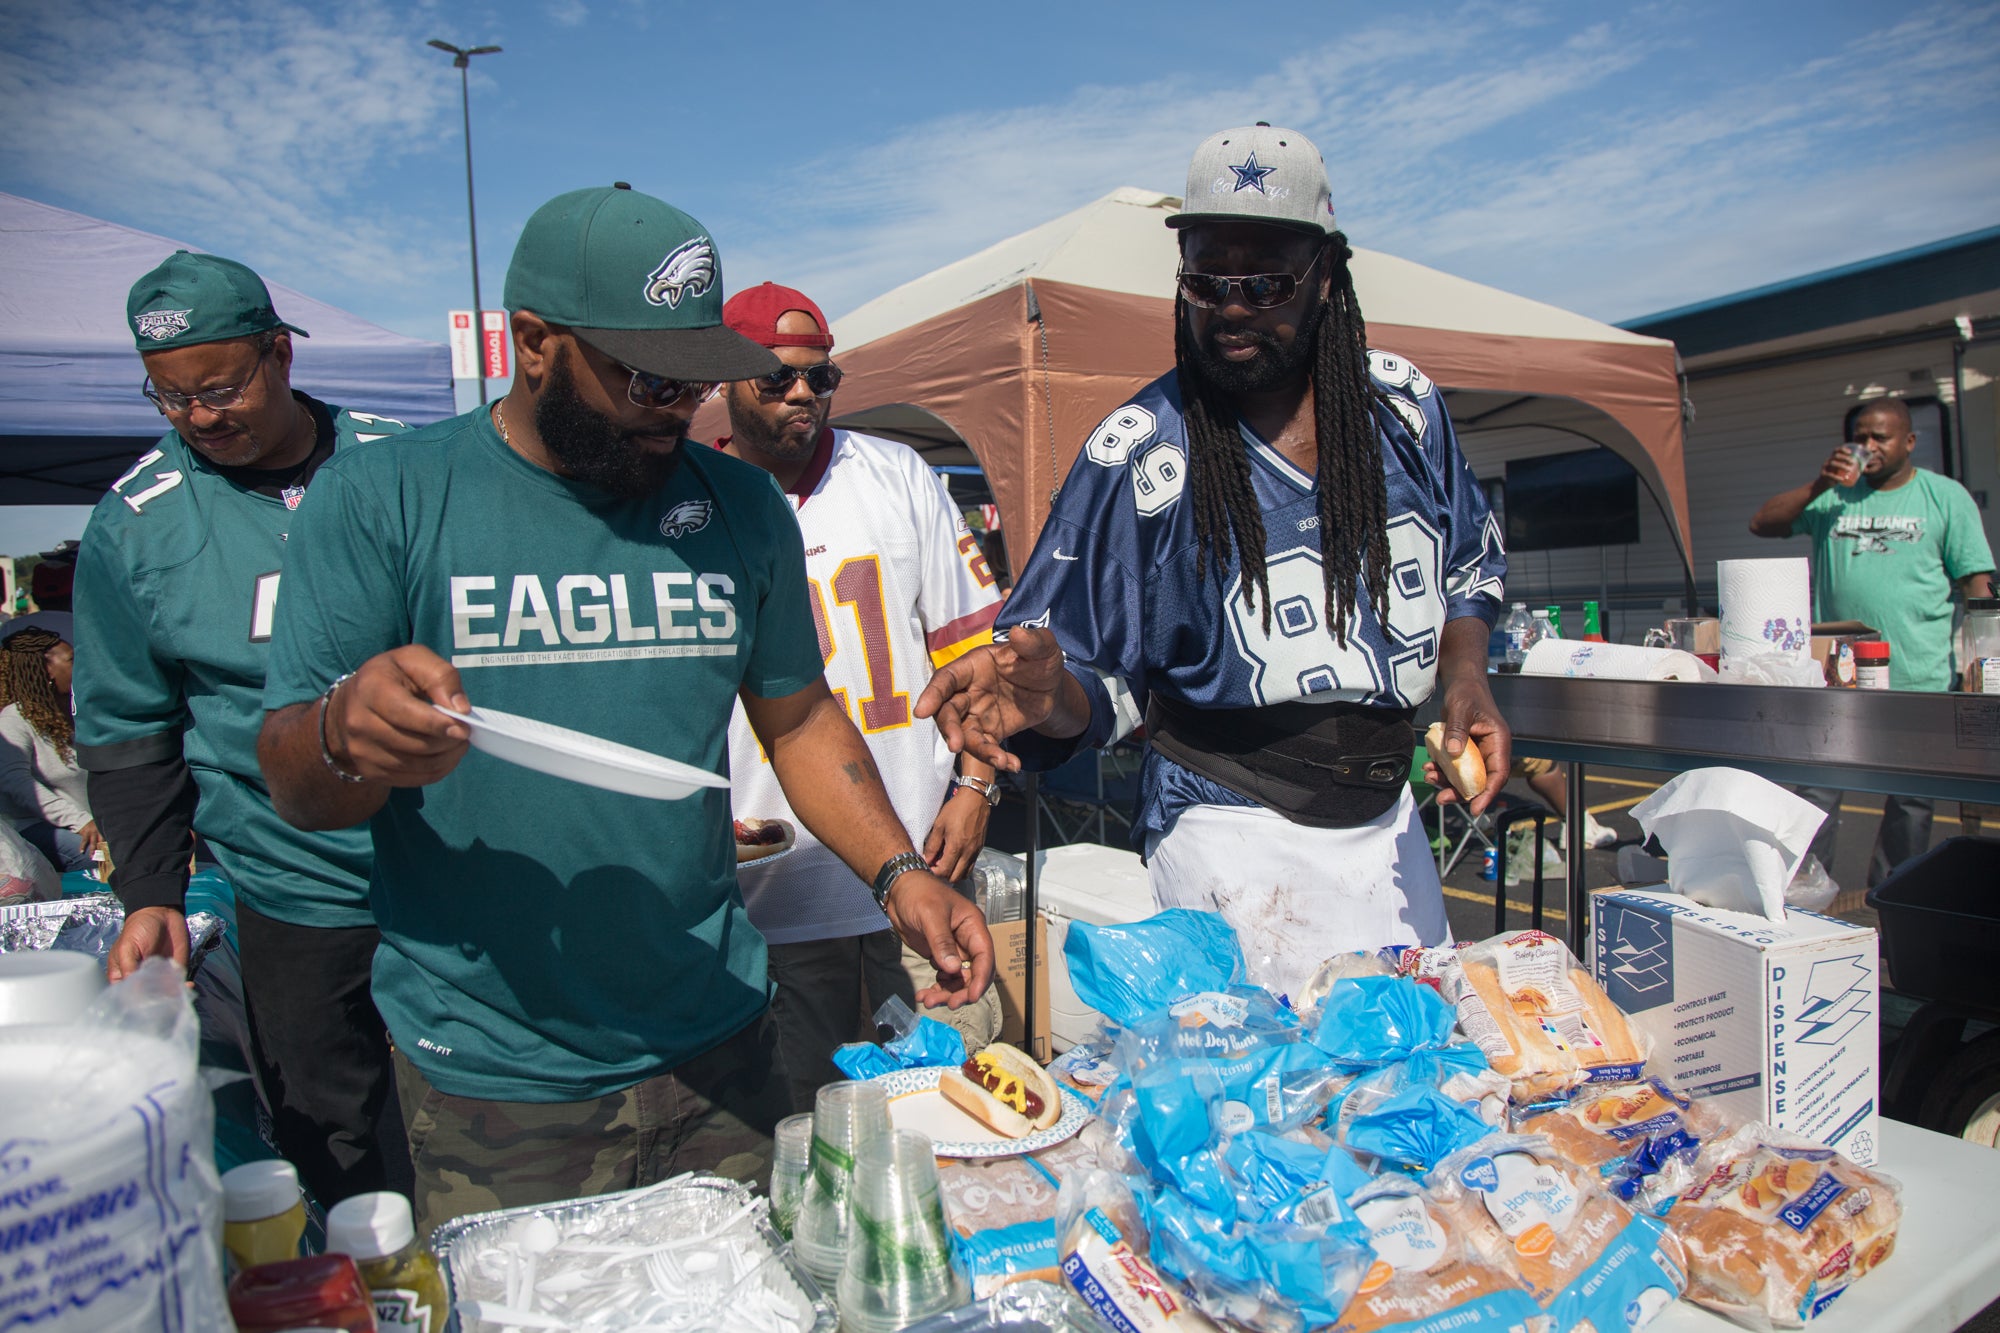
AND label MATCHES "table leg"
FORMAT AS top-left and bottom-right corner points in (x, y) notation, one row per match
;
(1567, 761), (1588, 951)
